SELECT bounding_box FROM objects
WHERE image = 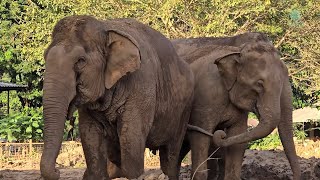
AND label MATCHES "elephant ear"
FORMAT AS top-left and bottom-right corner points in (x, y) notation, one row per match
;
(213, 47), (241, 90)
(105, 31), (141, 89)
